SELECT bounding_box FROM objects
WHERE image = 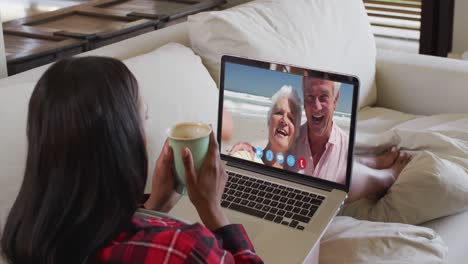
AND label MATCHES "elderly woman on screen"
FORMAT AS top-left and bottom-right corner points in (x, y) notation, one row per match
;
(230, 85), (301, 168)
